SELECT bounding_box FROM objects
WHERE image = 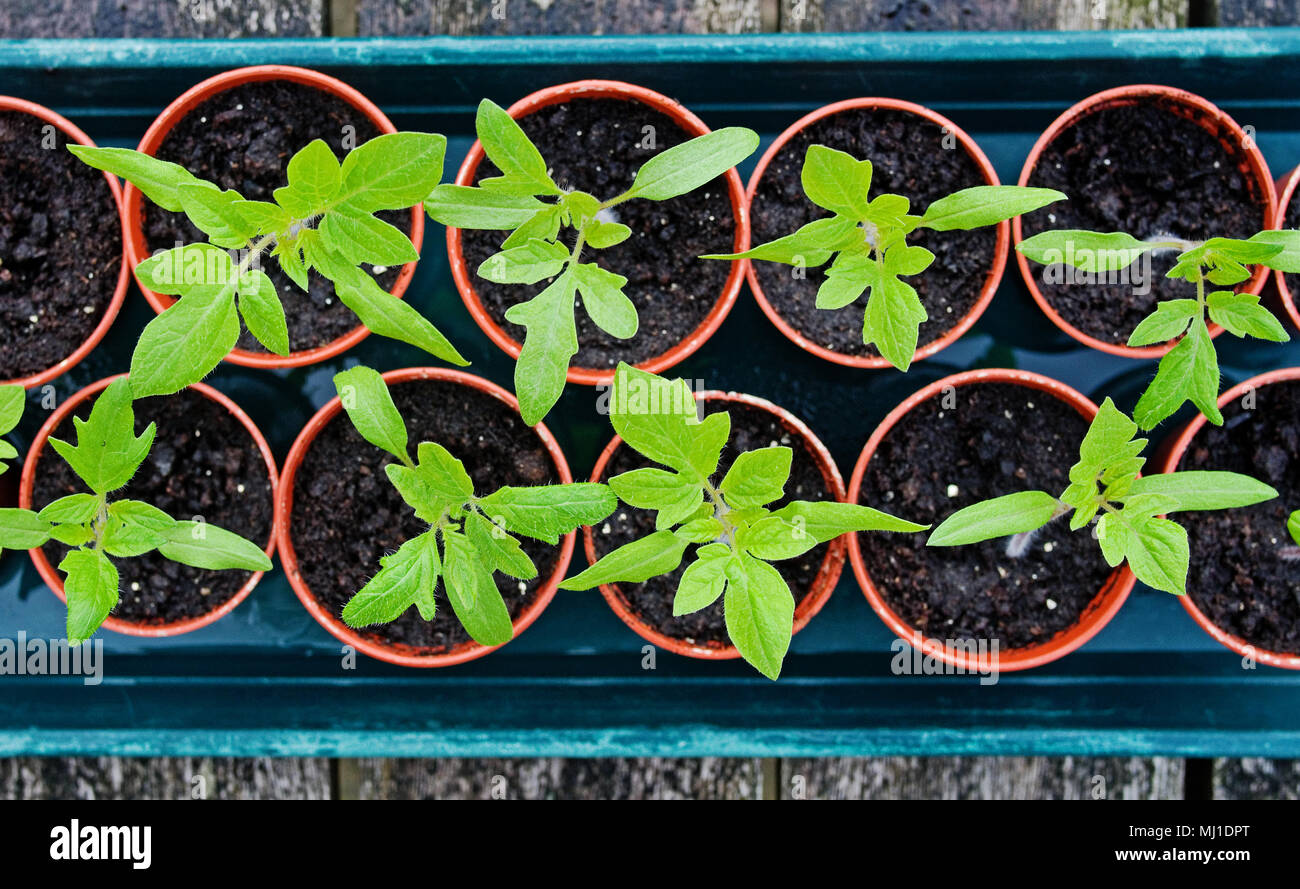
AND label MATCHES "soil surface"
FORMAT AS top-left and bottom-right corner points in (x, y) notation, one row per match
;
(1181, 380), (1300, 654)
(0, 110), (122, 381)
(143, 80), (411, 354)
(291, 378), (560, 653)
(1022, 98), (1265, 345)
(460, 97), (736, 370)
(749, 107), (996, 359)
(34, 388), (273, 624)
(856, 382), (1114, 650)
(591, 401), (832, 647)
